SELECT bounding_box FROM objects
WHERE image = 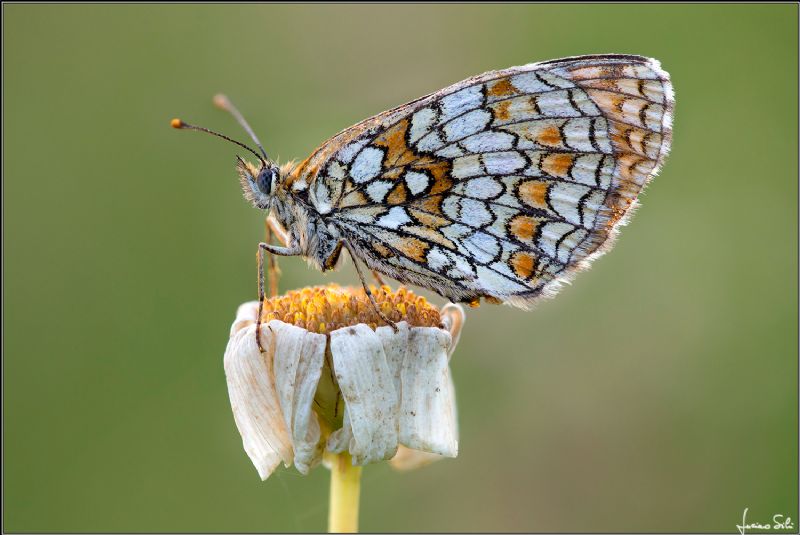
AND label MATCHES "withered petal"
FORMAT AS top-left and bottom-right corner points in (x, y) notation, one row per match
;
(224, 303), (293, 480)
(269, 320), (327, 474)
(329, 324), (400, 465)
(398, 327), (458, 457)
